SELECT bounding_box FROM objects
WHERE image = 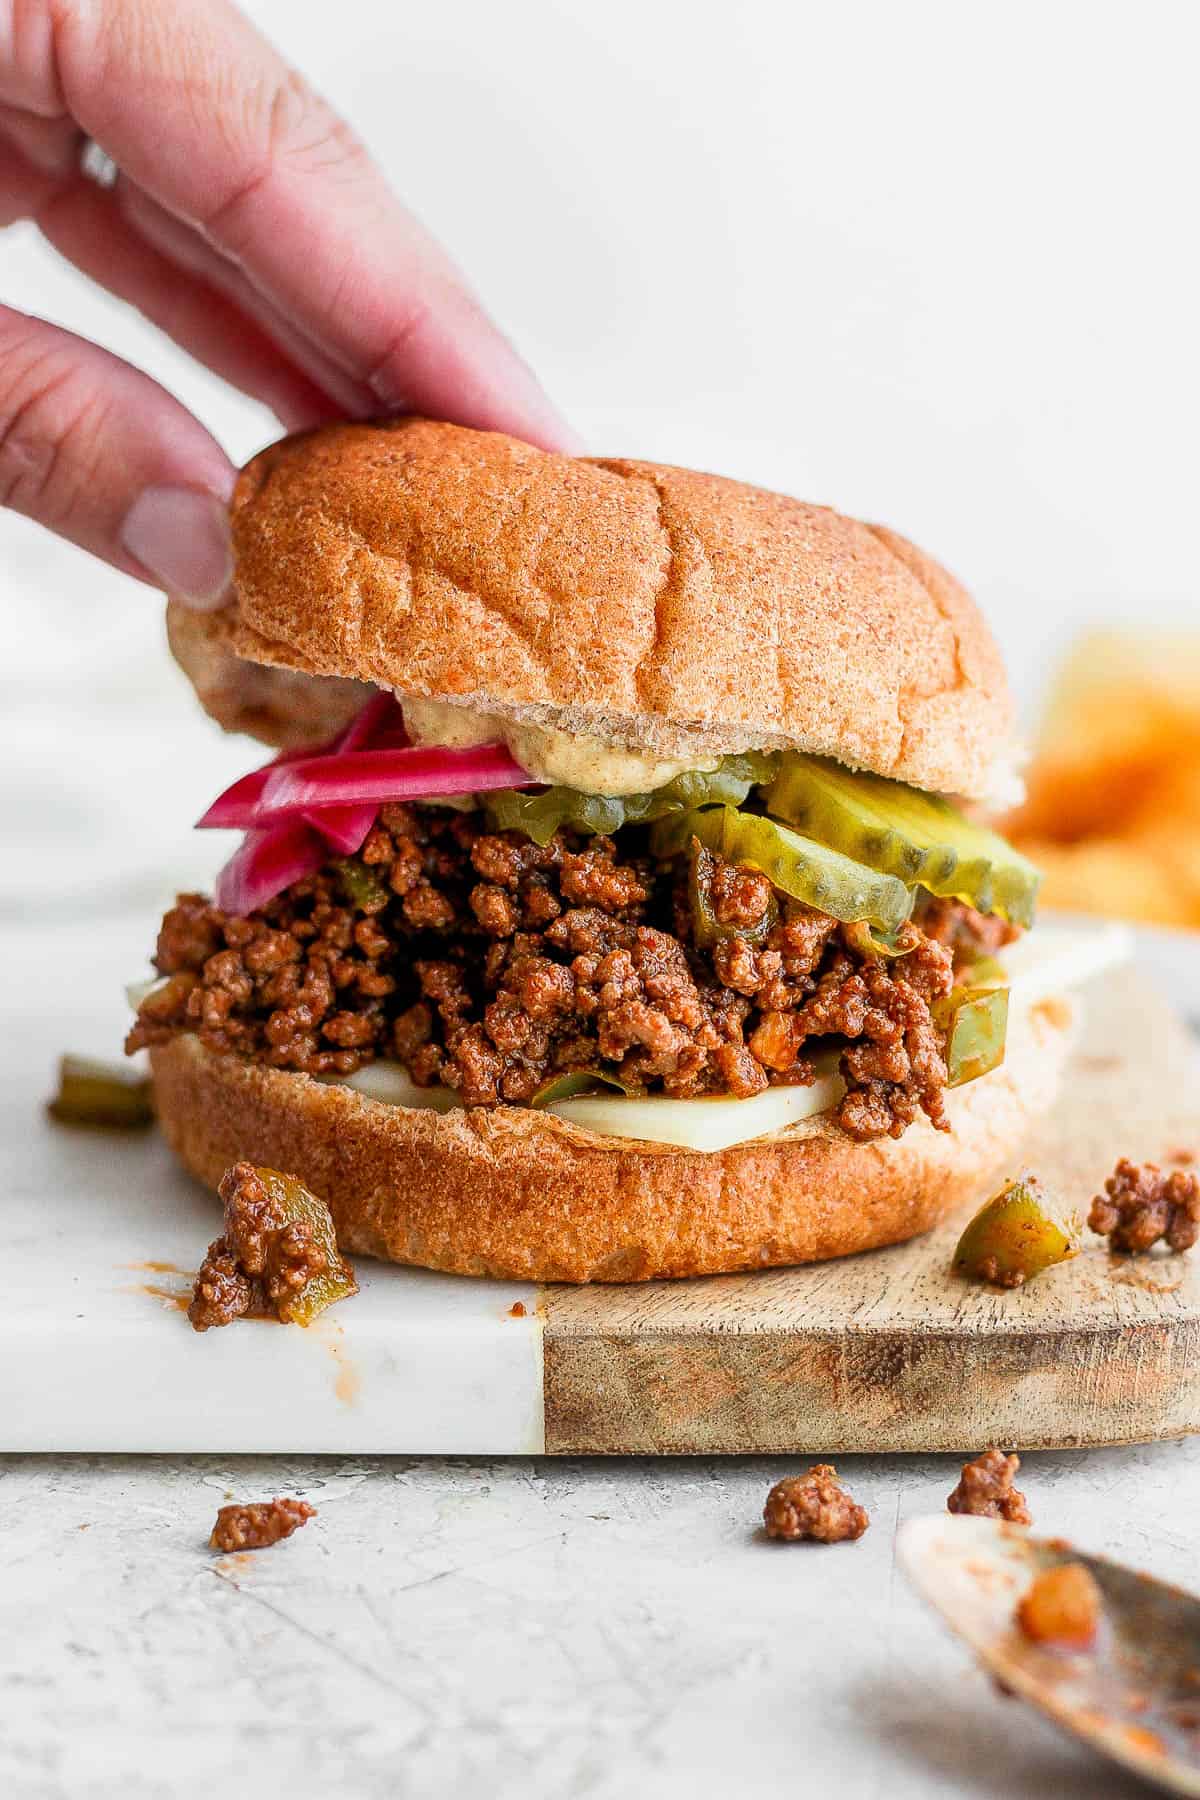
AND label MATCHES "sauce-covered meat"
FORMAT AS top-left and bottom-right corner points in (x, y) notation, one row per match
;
(1089, 1158), (1200, 1254)
(189, 1163), (356, 1332)
(947, 1449), (1032, 1524)
(210, 1497), (316, 1552)
(129, 806), (1004, 1142)
(763, 1465), (869, 1543)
